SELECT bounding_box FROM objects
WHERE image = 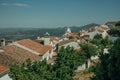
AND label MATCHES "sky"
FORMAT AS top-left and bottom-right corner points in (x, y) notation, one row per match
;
(0, 0), (120, 28)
